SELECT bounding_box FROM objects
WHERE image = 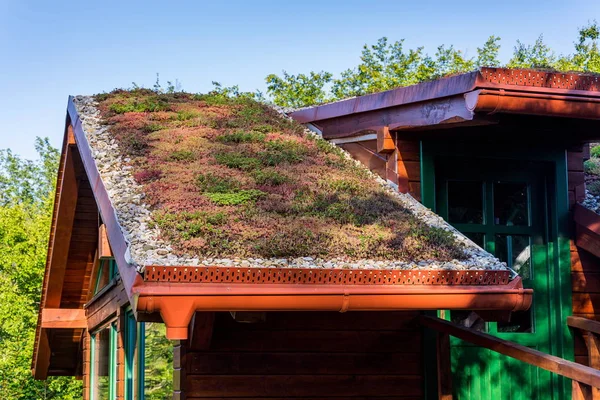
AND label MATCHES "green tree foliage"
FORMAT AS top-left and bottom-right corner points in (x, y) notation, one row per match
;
(0, 138), (82, 399)
(144, 323), (173, 400)
(265, 70), (332, 108)
(266, 22), (600, 108)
